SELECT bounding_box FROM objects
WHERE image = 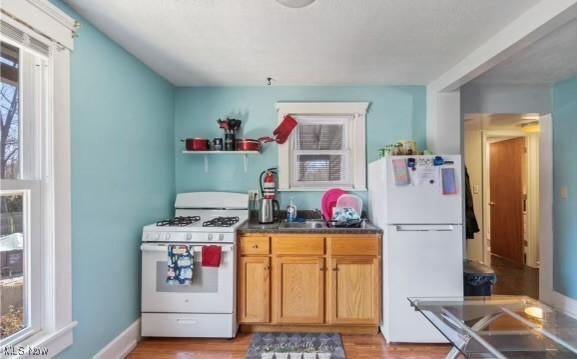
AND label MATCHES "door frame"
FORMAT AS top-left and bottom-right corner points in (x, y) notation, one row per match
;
(537, 114), (577, 316)
(482, 129), (540, 268)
